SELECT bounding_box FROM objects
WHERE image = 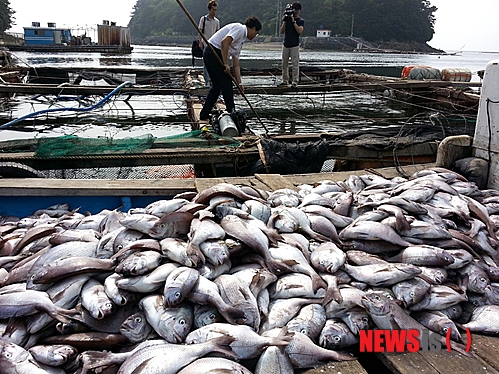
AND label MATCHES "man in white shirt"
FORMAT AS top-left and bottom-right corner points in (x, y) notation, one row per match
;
(198, 1), (220, 86)
(199, 16), (262, 121)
